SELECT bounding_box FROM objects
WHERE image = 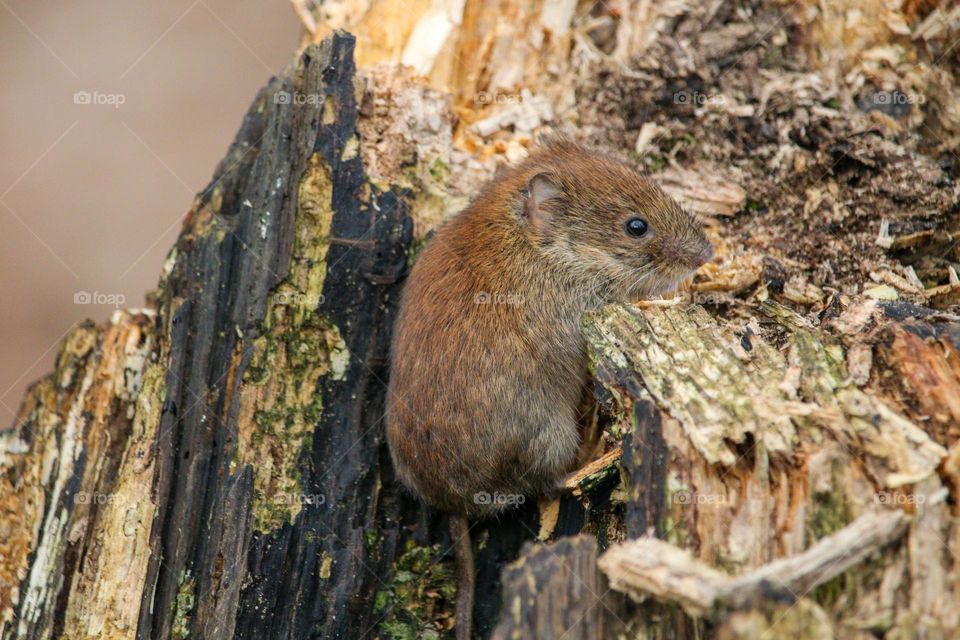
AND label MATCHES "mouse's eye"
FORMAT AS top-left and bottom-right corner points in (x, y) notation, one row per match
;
(625, 217), (649, 238)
